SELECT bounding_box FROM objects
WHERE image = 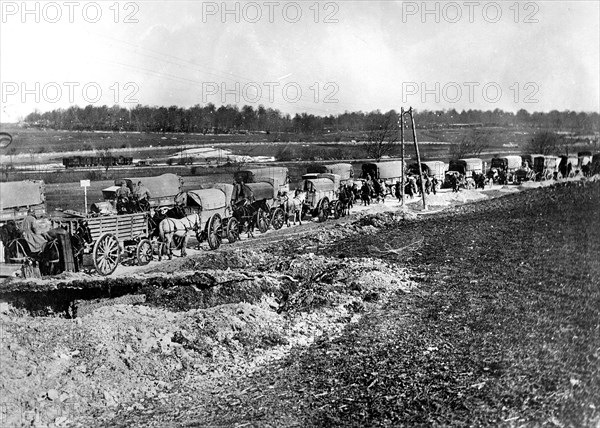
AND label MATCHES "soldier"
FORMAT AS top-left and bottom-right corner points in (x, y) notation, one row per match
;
(134, 181), (151, 202)
(431, 176), (438, 195)
(22, 208), (48, 254)
(116, 182), (131, 199)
